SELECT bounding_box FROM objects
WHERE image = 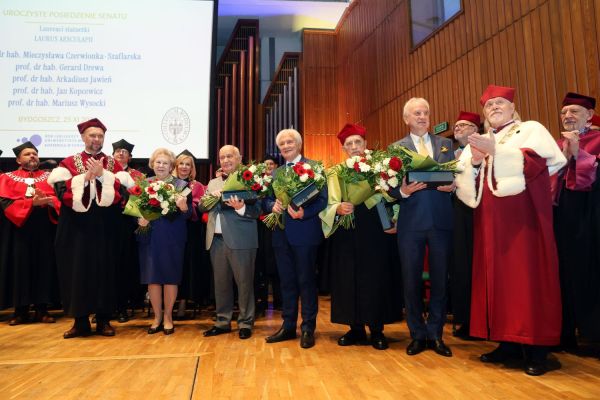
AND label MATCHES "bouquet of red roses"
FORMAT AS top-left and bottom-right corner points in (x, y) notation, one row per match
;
(333, 149), (380, 229)
(375, 144), (460, 192)
(124, 176), (187, 233)
(372, 152), (404, 192)
(263, 160), (326, 229)
(200, 162), (273, 209)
